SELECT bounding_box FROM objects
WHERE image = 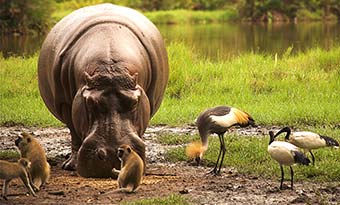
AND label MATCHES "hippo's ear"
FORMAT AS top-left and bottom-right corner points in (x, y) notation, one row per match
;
(131, 72), (138, 84)
(127, 147), (131, 153)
